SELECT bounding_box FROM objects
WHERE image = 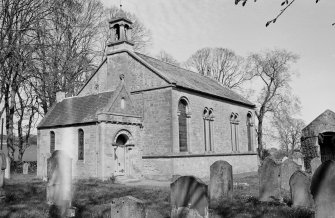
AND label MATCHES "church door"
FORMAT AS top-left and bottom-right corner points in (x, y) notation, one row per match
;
(114, 134), (128, 175)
